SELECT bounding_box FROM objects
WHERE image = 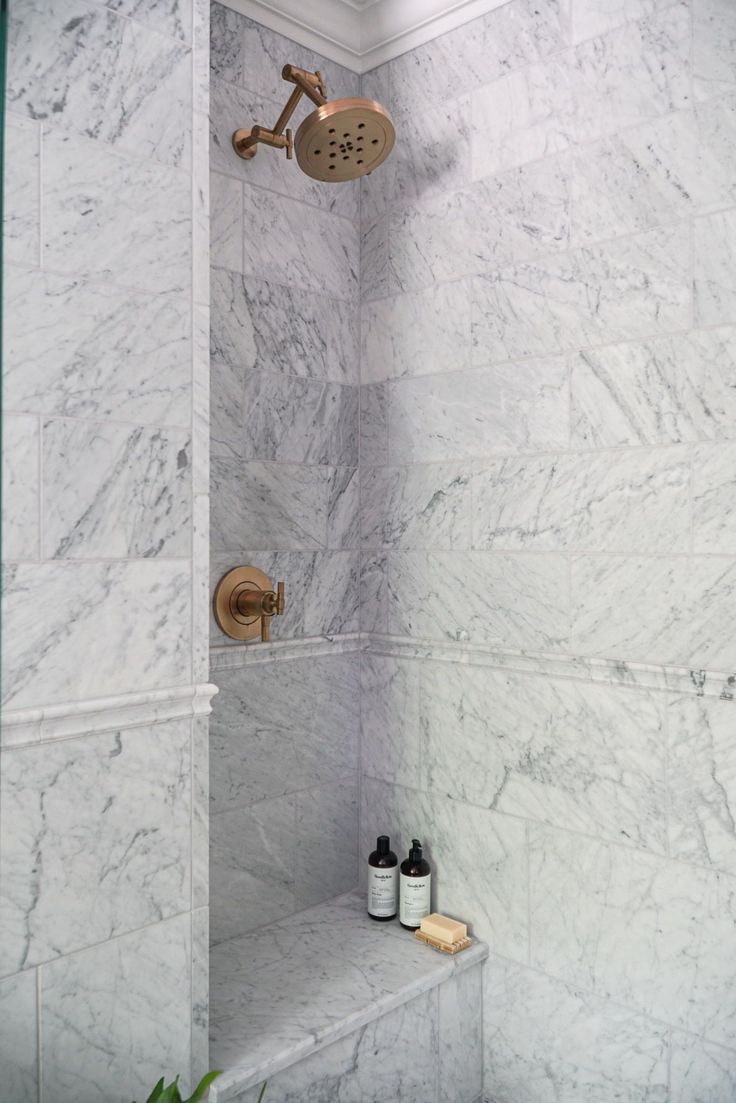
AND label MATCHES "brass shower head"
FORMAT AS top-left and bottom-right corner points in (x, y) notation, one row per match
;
(232, 64), (395, 183)
(294, 98), (394, 182)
